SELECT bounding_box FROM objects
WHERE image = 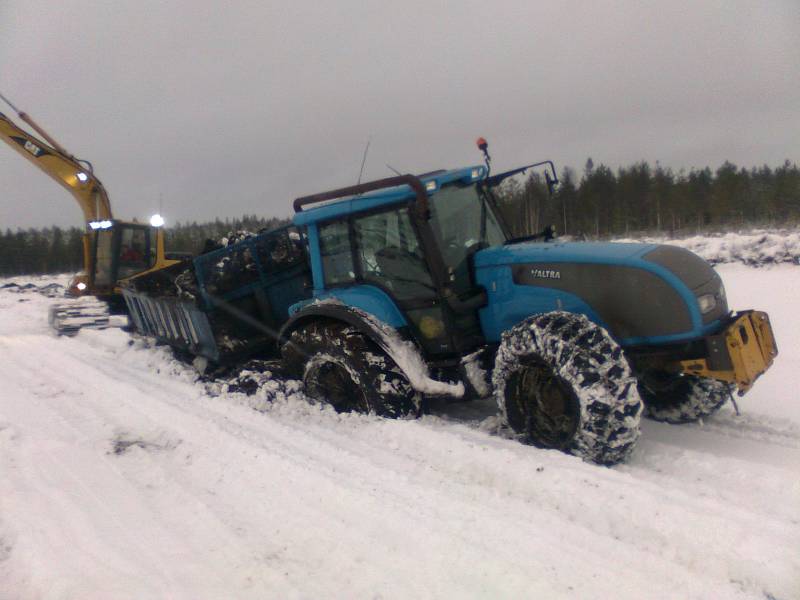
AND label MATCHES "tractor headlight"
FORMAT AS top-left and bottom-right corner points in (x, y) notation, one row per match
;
(698, 293), (717, 314)
(76, 282), (87, 291)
